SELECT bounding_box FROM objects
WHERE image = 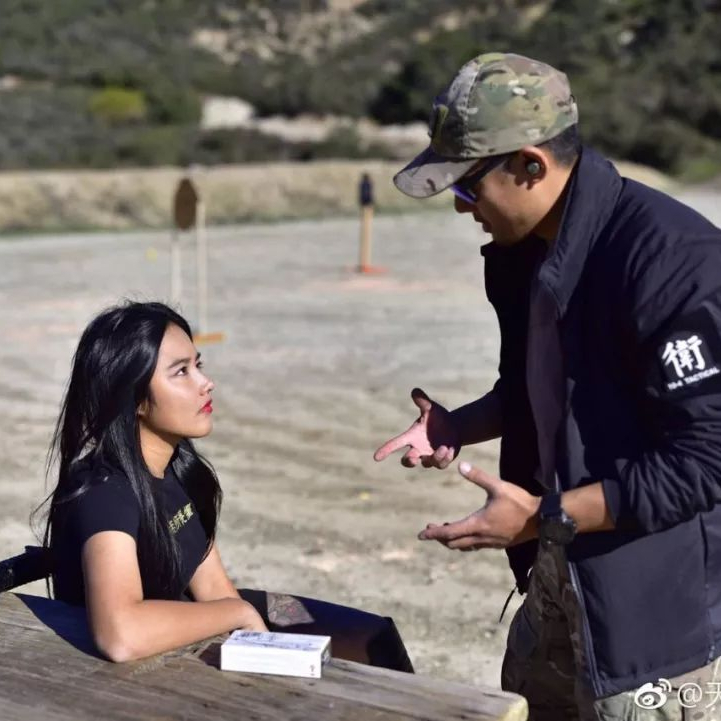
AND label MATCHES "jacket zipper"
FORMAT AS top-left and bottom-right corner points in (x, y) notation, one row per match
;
(545, 280), (604, 695)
